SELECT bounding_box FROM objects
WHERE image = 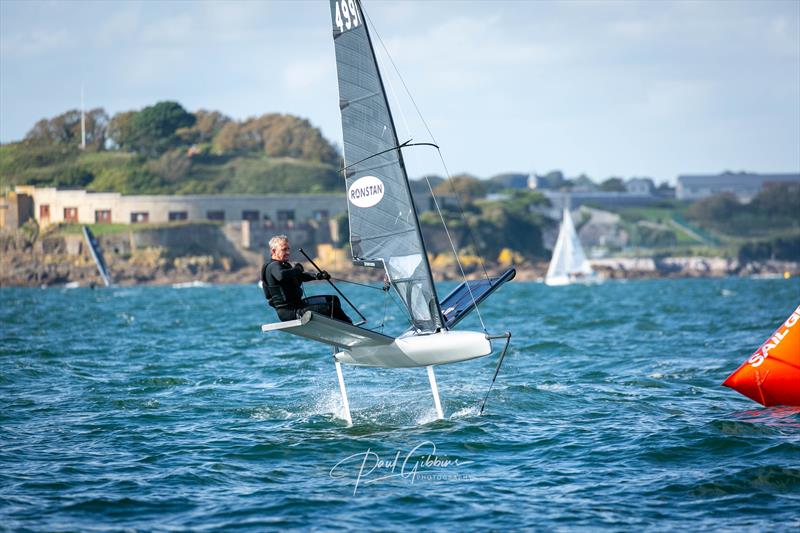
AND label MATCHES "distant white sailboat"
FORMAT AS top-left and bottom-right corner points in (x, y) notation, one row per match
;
(545, 208), (597, 286)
